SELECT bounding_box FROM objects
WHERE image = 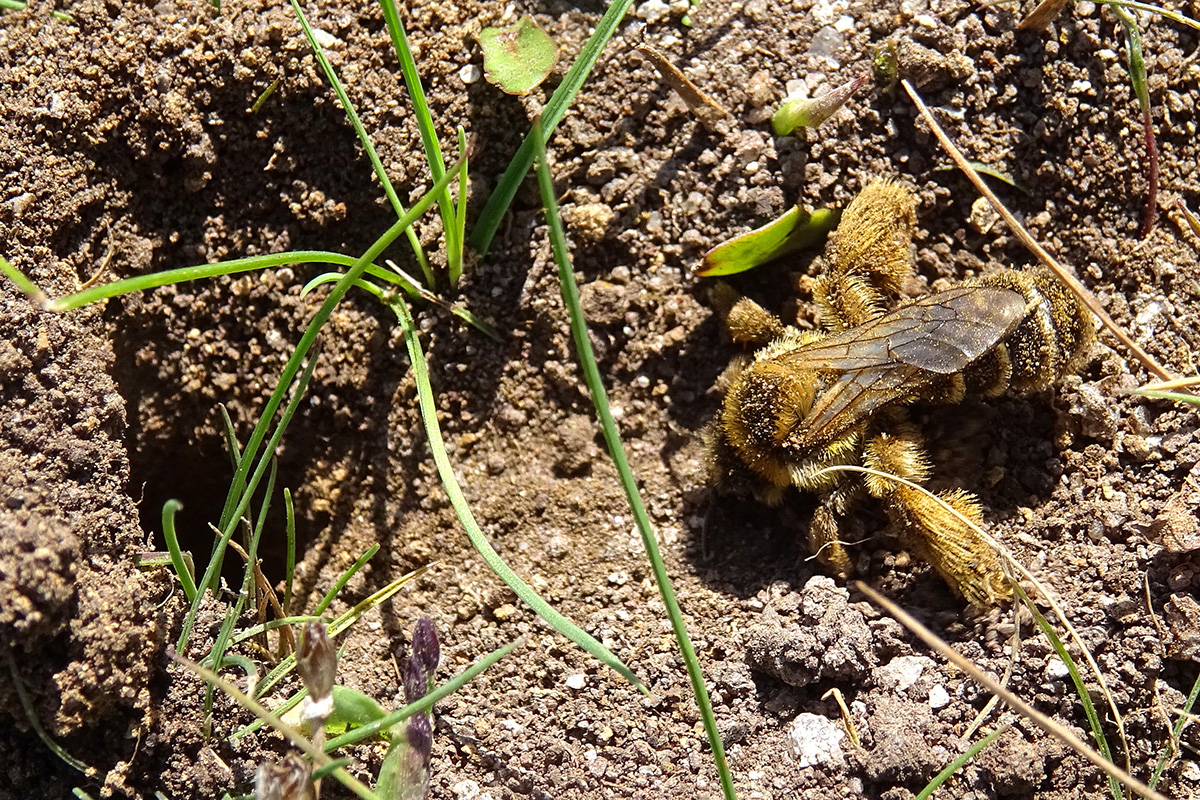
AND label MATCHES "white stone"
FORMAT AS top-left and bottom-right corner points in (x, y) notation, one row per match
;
(566, 673), (587, 690)
(786, 713), (845, 768)
(453, 780), (481, 800)
(877, 655), (932, 691)
(1045, 655), (1071, 680)
(459, 64), (482, 84)
(929, 685), (951, 709)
